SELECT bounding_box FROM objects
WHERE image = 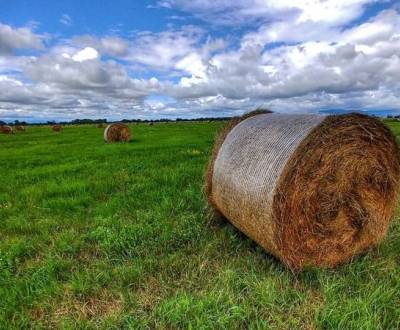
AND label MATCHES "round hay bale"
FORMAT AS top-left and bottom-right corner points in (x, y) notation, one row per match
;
(15, 125), (26, 132)
(96, 123), (105, 128)
(0, 125), (13, 134)
(206, 112), (400, 270)
(104, 123), (131, 142)
(51, 125), (63, 132)
(149, 122), (154, 126)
